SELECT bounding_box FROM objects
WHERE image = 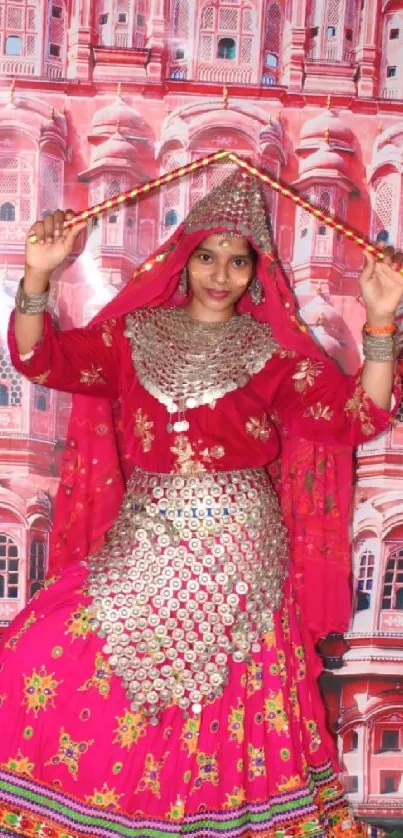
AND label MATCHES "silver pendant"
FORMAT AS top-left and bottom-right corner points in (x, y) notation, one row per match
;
(173, 419), (190, 432)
